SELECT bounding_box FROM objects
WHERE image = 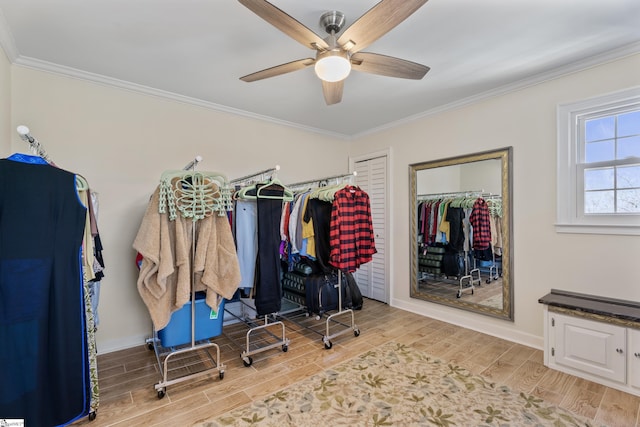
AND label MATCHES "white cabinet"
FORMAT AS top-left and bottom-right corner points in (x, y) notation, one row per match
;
(628, 329), (640, 390)
(544, 307), (640, 396)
